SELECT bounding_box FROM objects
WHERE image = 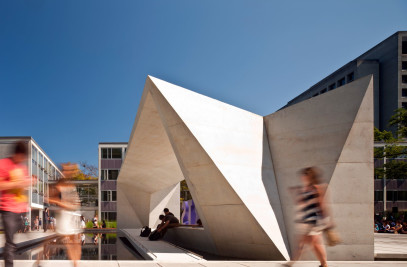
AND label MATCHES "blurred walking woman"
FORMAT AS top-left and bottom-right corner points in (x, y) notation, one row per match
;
(46, 163), (81, 267)
(286, 167), (329, 267)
